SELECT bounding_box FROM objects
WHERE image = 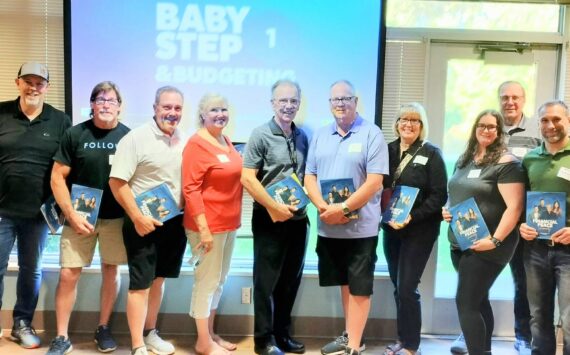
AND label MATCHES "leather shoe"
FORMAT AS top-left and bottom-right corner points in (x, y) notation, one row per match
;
(276, 336), (305, 354)
(254, 344), (285, 355)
